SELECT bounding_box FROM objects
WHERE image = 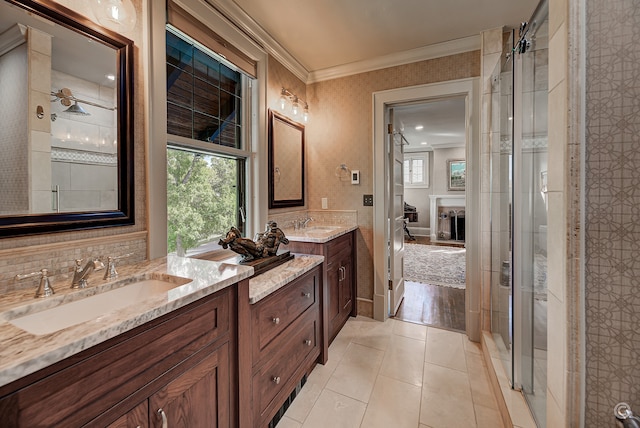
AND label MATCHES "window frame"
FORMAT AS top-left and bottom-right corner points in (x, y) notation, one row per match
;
(147, 0), (268, 259)
(165, 27), (253, 253)
(404, 152), (430, 189)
